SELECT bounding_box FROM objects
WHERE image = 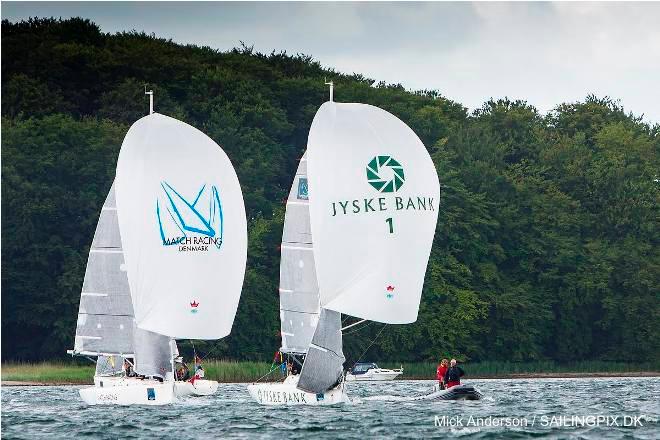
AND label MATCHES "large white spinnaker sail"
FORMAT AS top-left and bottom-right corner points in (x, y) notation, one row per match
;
(279, 154), (320, 354)
(115, 113), (247, 340)
(306, 102), (440, 324)
(297, 102), (439, 394)
(73, 183), (135, 356)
